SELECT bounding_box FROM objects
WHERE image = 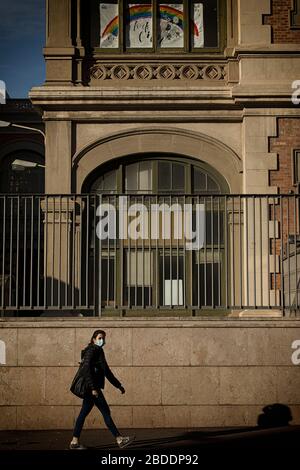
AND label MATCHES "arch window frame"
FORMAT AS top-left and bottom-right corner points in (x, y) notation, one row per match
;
(88, 154), (228, 195)
(84, 154), (229, 315)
